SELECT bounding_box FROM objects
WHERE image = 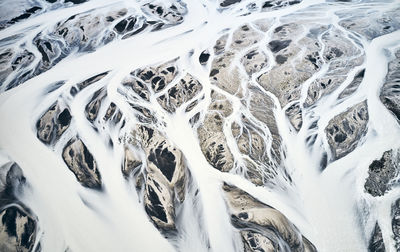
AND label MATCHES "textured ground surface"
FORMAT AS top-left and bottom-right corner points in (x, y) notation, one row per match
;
(0, 0), (400, 251)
